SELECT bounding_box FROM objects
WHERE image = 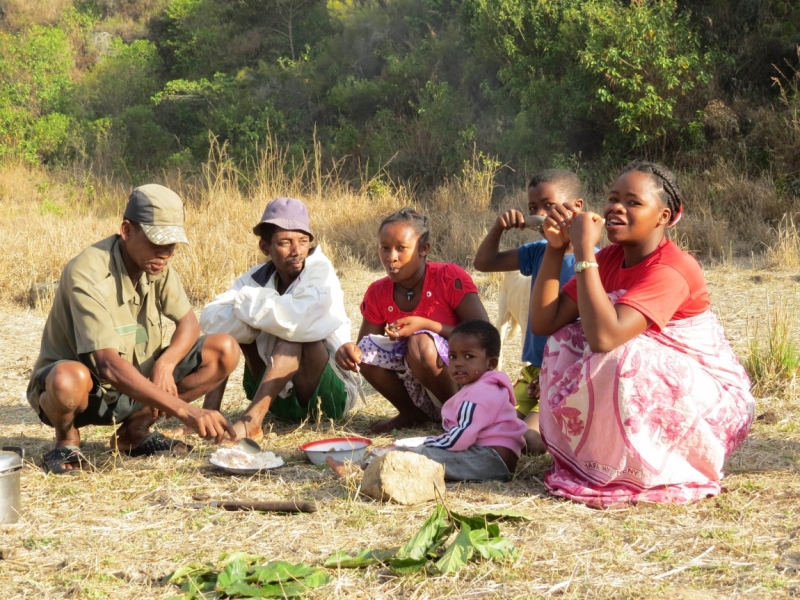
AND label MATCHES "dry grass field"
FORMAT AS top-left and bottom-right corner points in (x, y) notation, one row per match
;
(1, 156), (800, 598)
